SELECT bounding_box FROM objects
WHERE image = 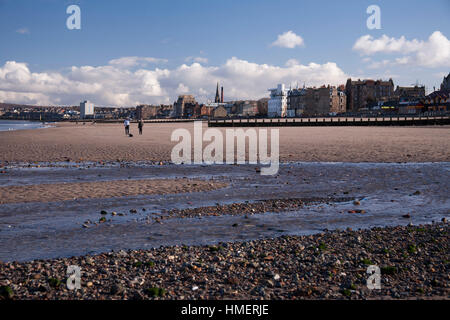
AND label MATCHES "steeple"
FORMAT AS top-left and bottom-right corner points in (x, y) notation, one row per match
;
(215, 82), (220, 103)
